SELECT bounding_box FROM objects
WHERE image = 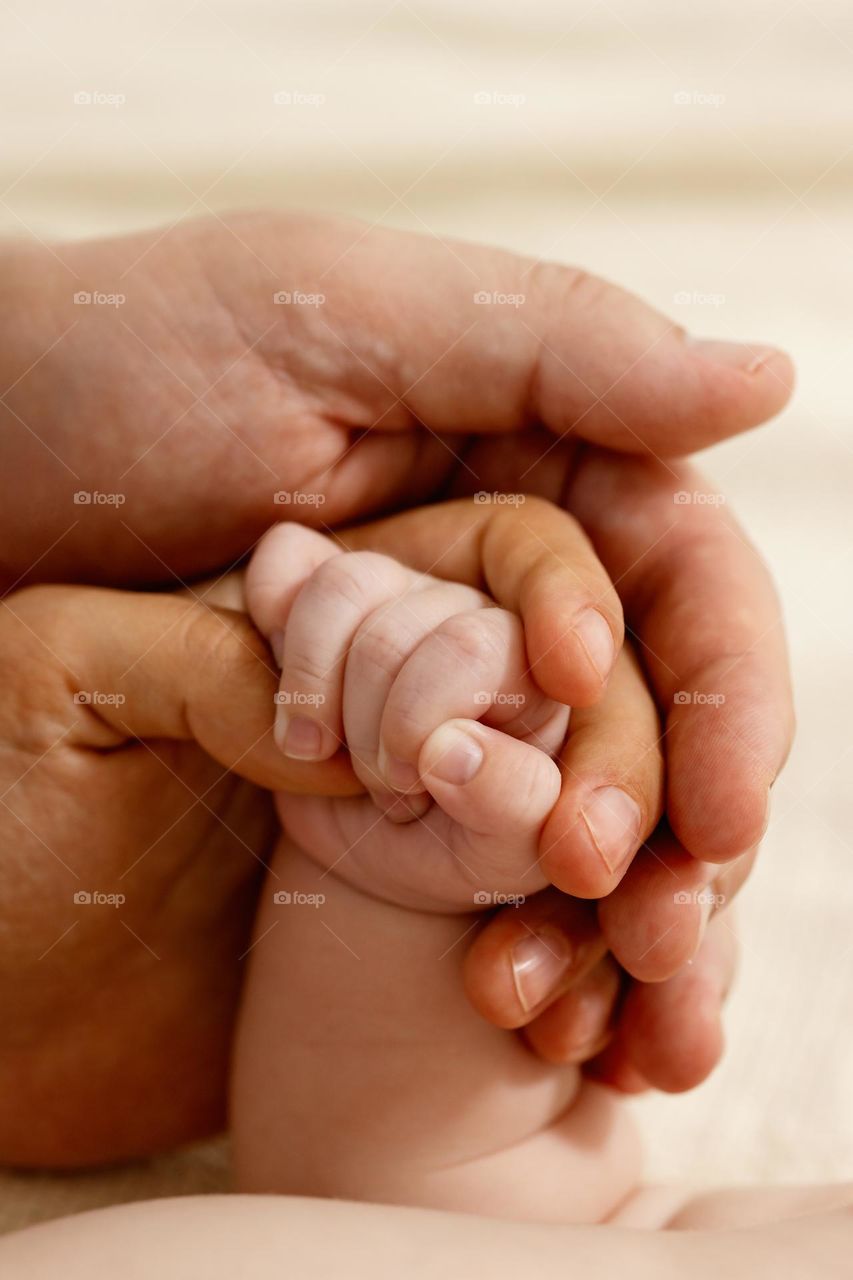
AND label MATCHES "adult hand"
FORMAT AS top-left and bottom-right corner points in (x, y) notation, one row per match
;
(0, 497), (655, 1167)
(0, 210), (796, 1108)
(0, 210), (791, 587)
(347, 455), (792, 1092)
